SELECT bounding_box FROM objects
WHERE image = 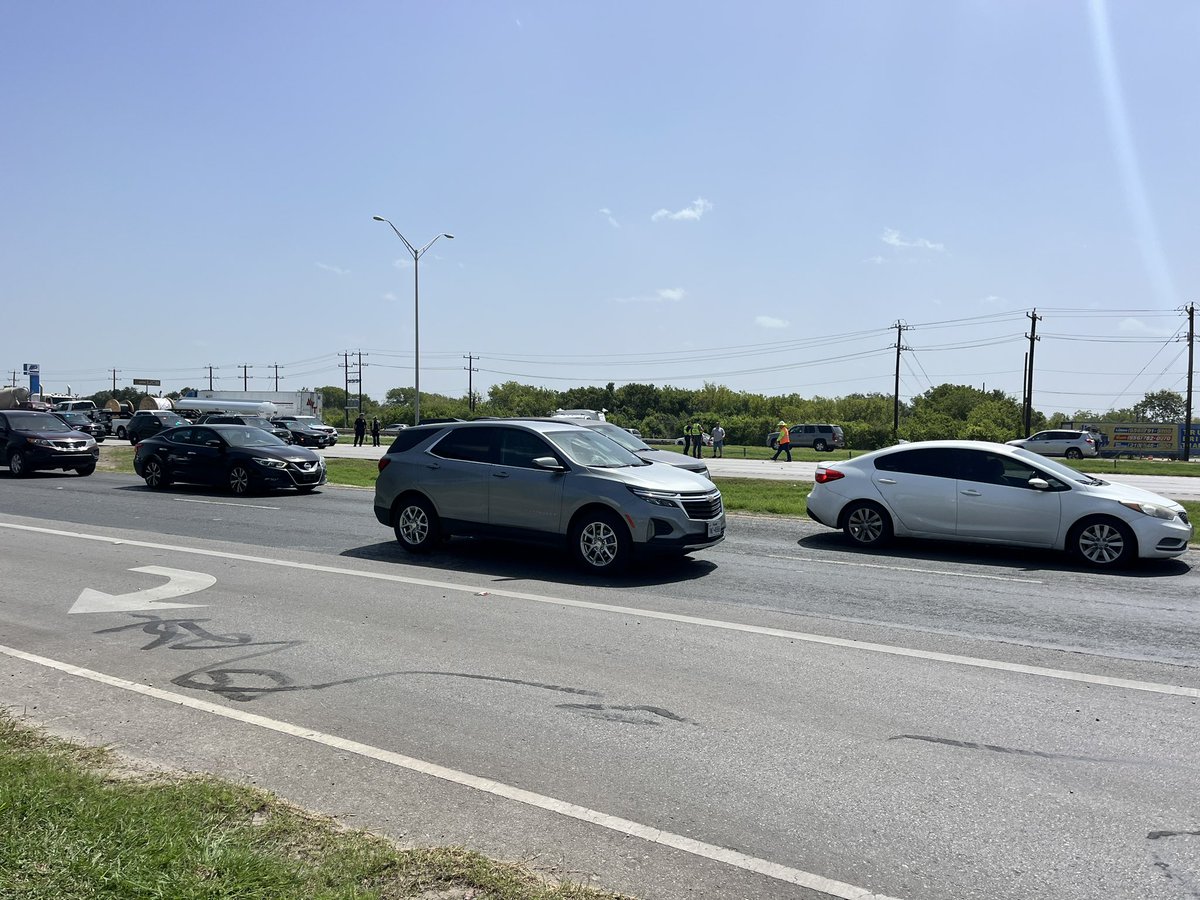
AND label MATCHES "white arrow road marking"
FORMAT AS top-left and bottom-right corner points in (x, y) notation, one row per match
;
(70, 566), (215, 615)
